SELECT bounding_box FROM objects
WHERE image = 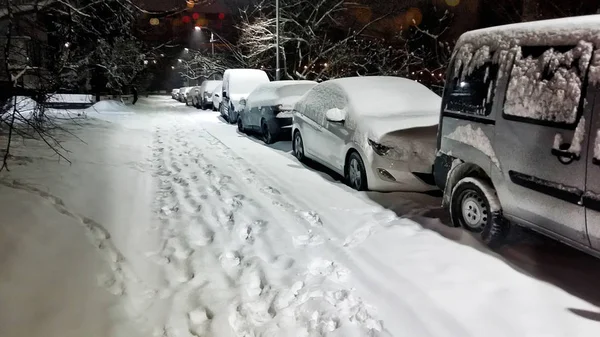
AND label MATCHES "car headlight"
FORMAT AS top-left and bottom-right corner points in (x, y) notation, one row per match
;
(368, 139), (392, 156)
